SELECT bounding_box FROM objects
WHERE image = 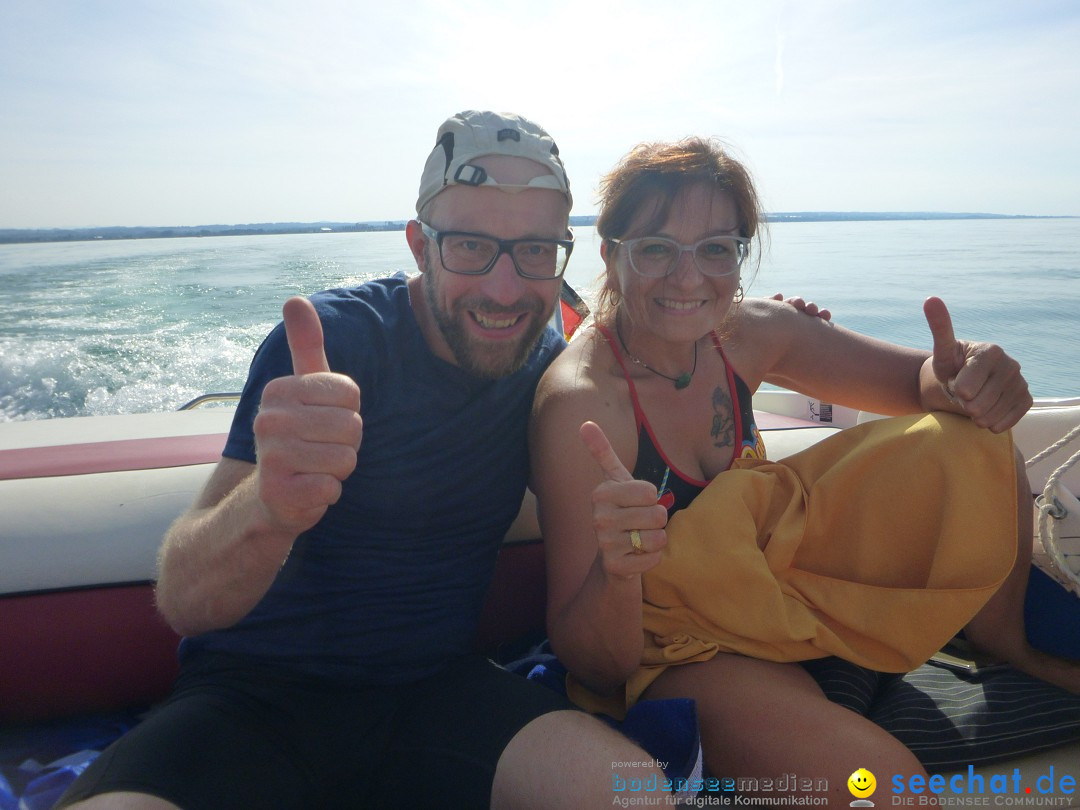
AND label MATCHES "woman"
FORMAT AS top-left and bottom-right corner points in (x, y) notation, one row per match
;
(528, 138), (1077, 797)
